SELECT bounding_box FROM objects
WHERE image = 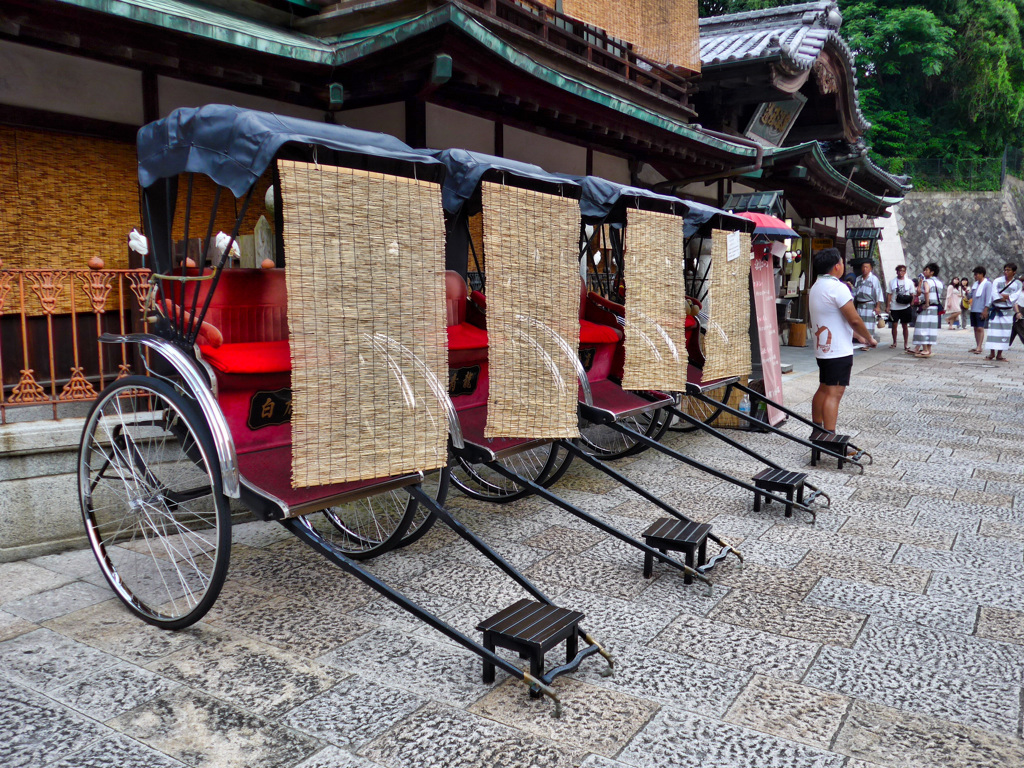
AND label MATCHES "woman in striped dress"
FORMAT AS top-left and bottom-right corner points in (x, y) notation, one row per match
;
(983, 263), (1022, 361)
(911, 262), (943, 357)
